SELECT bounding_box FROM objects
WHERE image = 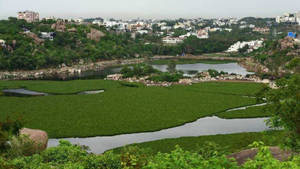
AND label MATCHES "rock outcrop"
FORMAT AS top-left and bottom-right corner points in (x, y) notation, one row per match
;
(51, 21), (66, 32)
(228, 147), (293, 165)
(20, 128), (48, 151)
(279, 37), (296, 50)
(87, 28), (105, 42)
(24, 32), (44, 45)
